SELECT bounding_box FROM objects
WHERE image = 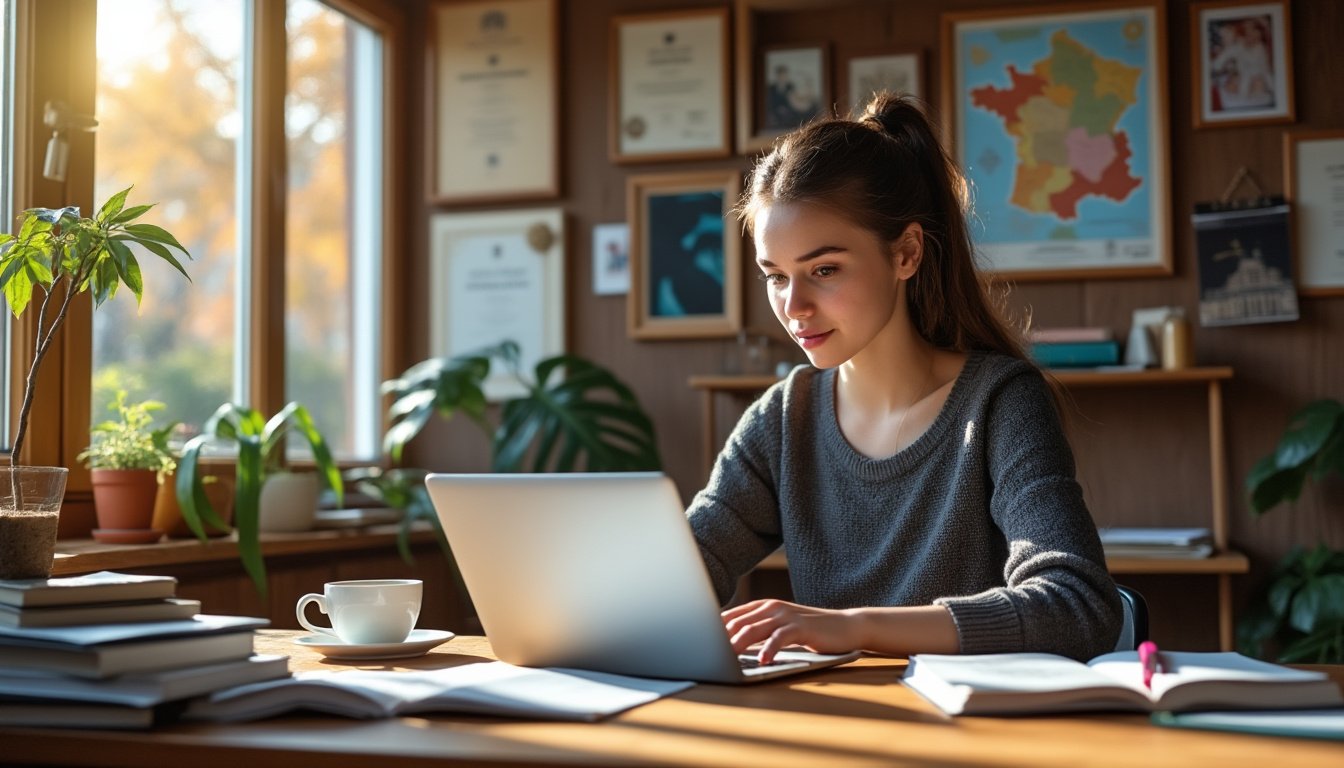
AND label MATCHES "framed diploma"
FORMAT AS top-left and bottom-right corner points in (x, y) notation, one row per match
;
(627, 171), (742, 340)
(1284, 129), (1344, 295)
(430, 208), (566, 400)
(941, 1), (1171, 280)
(610, 7), (731, 163)
(429, 0), (559, 204)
